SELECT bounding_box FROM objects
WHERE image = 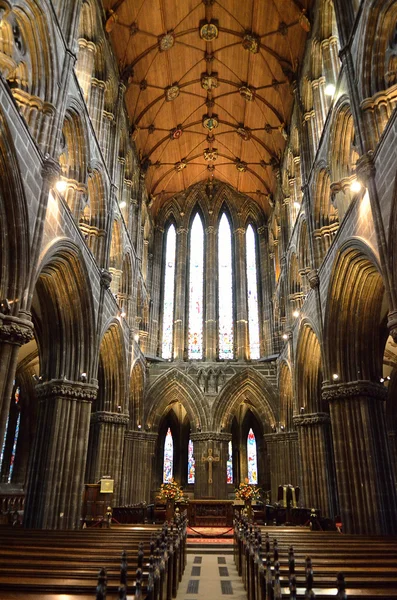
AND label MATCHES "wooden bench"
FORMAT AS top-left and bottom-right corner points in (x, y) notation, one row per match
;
(0, 514), (187, 600)
(234, 518), (397, 599)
